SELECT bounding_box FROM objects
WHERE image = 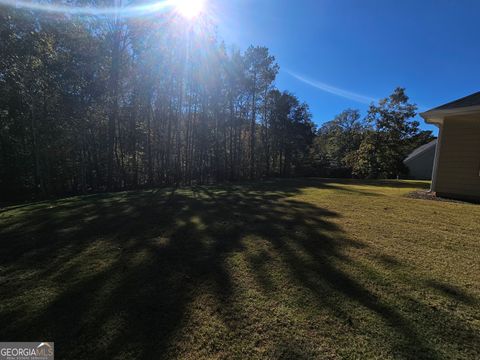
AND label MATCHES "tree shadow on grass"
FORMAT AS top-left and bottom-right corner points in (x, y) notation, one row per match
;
(0, 180), (477, 359)
(426, 280), (478, 305)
